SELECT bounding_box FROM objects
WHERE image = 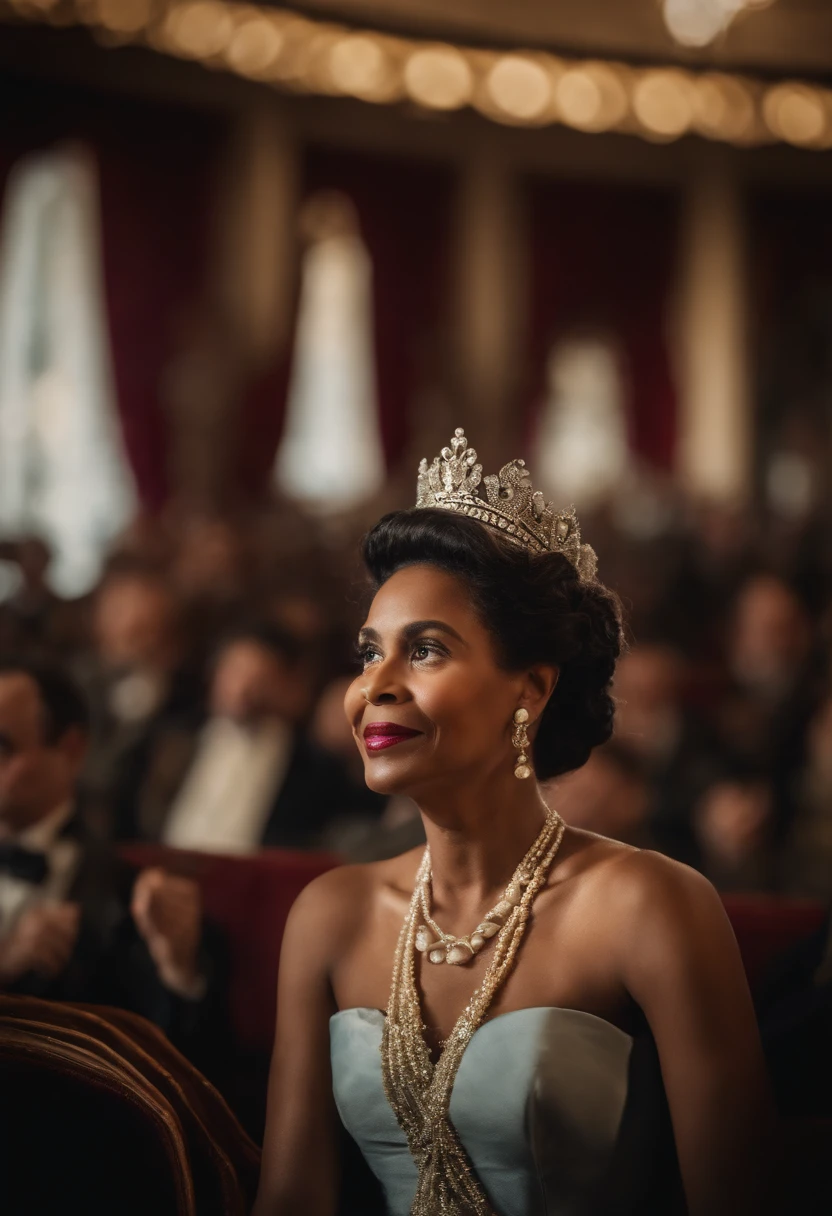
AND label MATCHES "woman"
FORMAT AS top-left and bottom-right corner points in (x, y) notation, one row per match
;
(254, 431), (775, 1216)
